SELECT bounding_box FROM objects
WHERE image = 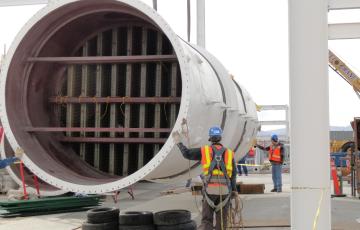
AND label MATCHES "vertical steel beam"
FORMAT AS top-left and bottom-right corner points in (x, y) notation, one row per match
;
(196, 0), (205, 48)
(170, 62), (178, 127)
(153, 33), (163, 154)
(80, 42), (89, 161)
(289, 0), (331, 229)
(138, 28), (148, 169)
(94, 33), (103, 170)
(123, 27), (133, 176)
(153, 0), (157, 11)
(109, 29), (118, 175)
(187, 0), (191, 42)
(66, 65), (75, 137)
